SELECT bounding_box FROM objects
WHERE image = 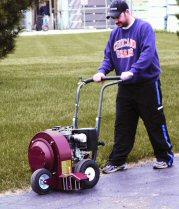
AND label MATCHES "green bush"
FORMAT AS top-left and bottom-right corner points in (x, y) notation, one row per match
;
(0, 0), (36, 58)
